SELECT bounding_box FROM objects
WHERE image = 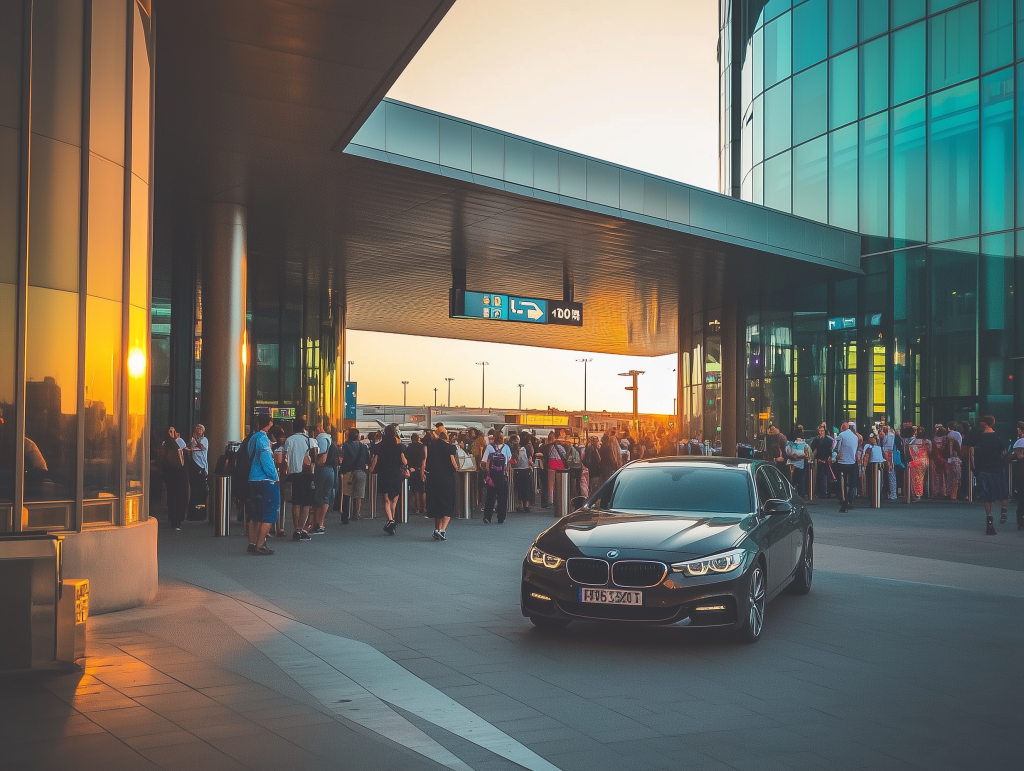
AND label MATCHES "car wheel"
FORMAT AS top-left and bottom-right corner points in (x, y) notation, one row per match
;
(736, 561), (766, 643)
(788, 529), (813, 595)
(528, 615), (571, 630)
